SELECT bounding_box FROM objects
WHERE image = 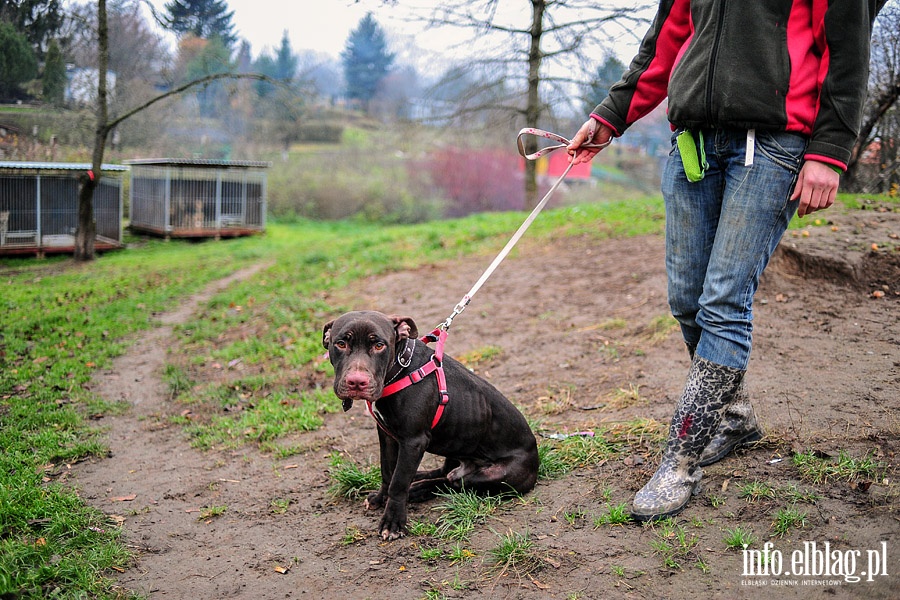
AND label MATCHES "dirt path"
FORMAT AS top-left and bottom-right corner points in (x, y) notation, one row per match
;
(74, 210), (899, 599)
